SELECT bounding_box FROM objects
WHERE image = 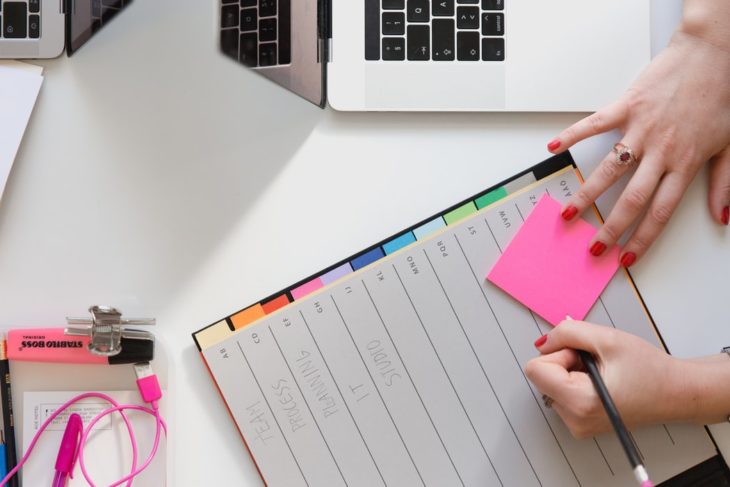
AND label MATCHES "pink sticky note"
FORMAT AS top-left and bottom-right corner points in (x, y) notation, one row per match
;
(487, 194), (620, 325)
